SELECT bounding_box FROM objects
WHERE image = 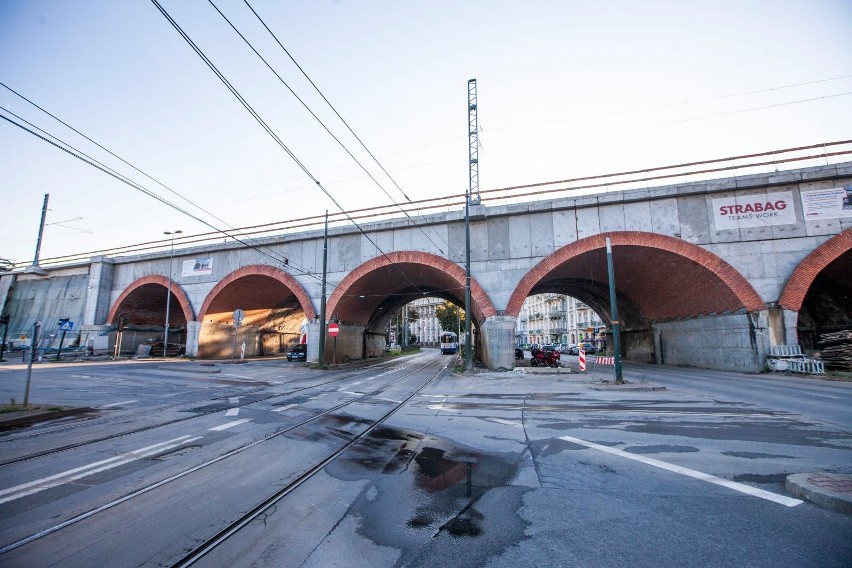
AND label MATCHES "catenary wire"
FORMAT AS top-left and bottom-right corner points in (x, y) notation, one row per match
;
(0, 86), (319, 276)
(150, 0), (429, 297)
(0, 111), (325, 281)
(206, 0), (452, 257)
